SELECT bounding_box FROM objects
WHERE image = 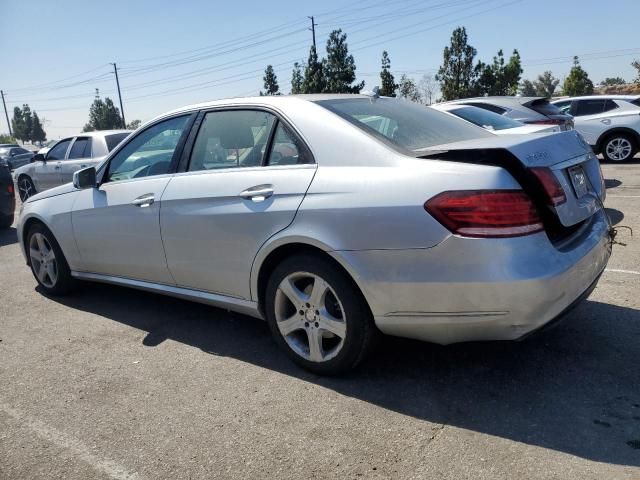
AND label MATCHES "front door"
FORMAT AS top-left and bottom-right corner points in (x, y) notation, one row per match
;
(160, 109), (316, 299)
(59, 136), (93, 184)
(71, 115), (192, 283)
(35, 138), (71, 191)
